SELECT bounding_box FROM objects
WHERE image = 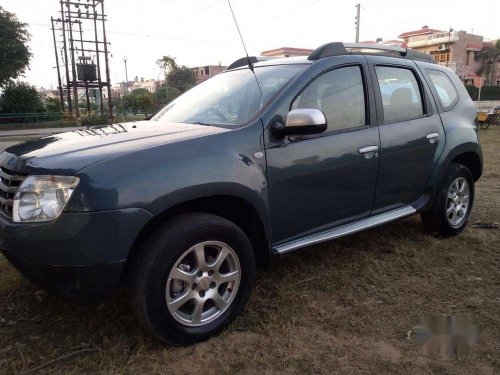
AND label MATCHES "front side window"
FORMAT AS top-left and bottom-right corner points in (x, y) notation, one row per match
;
(152, 65), (305, 127)
(375, 66), (424, 123)
(292, 66), (366, 131)
(426, 69), (458, 110)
